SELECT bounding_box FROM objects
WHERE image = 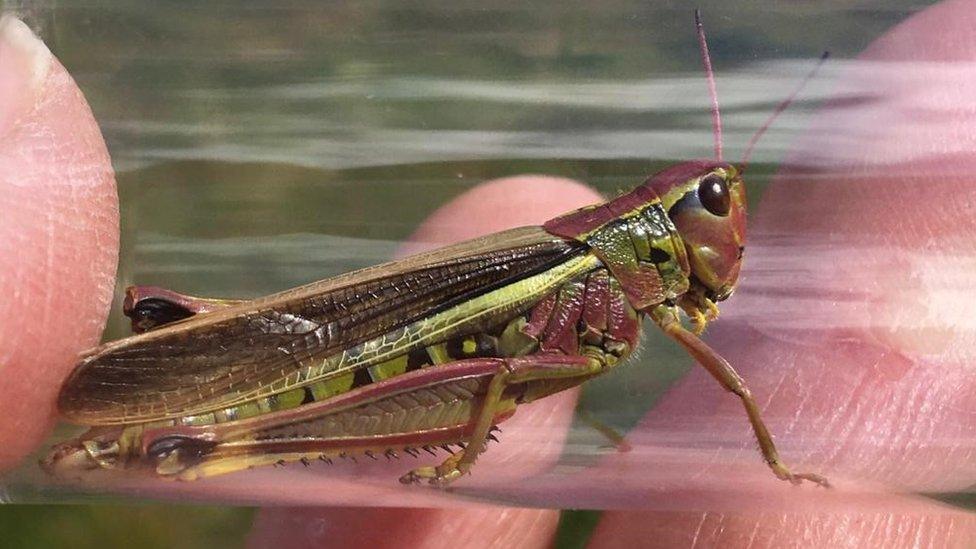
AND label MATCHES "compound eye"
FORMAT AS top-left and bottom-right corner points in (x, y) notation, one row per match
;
(698, 173), (731, 216)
